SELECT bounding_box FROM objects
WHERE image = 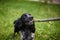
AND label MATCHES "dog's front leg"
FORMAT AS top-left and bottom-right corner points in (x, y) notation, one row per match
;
(31, 33), (35, 40)
(12, 28), (19, 40)
(20, 31), (25, 40)
(12, 31), (17, 40)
